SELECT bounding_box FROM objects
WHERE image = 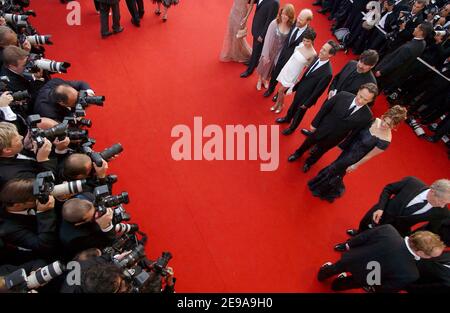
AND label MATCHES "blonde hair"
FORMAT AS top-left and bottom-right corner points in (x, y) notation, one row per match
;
(0, 122), (19, 152)
(409, 231), (445, 256)
(381, 105), (408, 128)
(277, 4), (296, 27)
